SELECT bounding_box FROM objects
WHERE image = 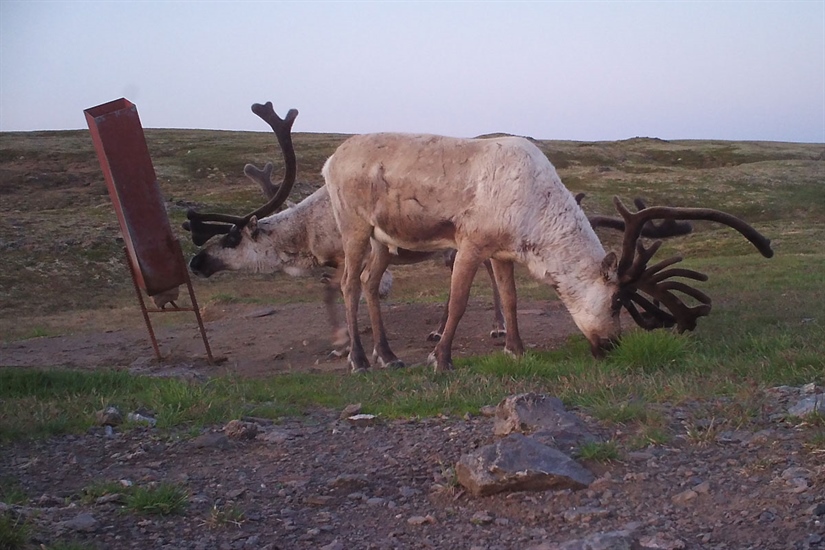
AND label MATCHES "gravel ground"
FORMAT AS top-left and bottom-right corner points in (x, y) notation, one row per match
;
(2, 385), (824, 550)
